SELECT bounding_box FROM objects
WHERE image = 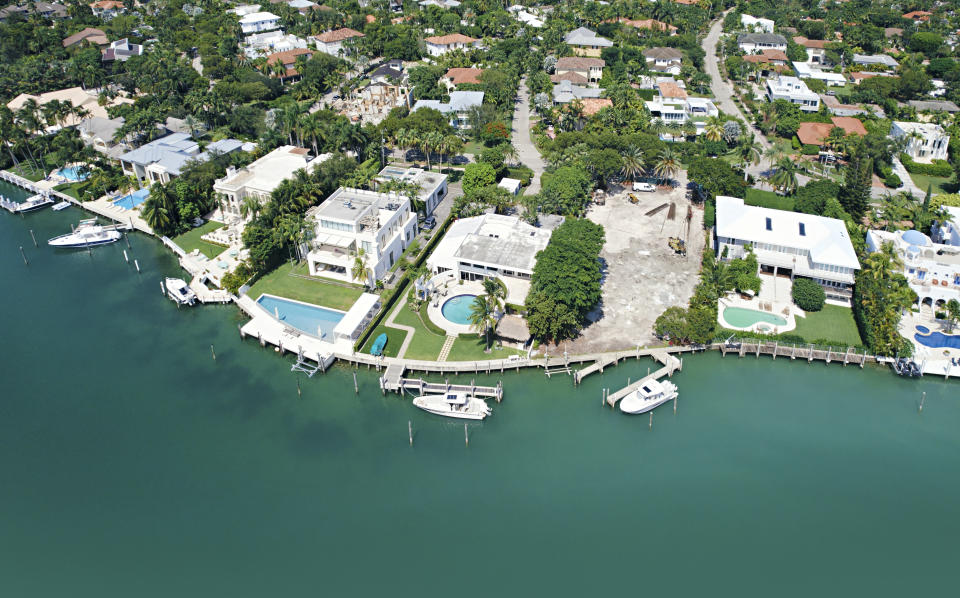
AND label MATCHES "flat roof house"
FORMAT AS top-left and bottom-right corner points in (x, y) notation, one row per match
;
(242, 31), (308, 59)
(426, 213), (553, 302)
(314, 28), (364, 56)
(738, 33), (787, 54)
(643, 47), (683, 75)
(424, 33), (480, 57)
(239, 11), (280, 35)
(741, 14), (774, 33)
(792, 61), (847, 86)
(118, 133), (244, 185)
(890, 121), (950, 163)
(554, 57), (604, 85)
(413, 90), (484, 129)
(852, 54), (898, 69)
(645, 82), (718, 136)
(564, 27), (613, 57)
(214, 145), (330, 222)
(766, 76), (820, 112)
(101, 38), (144, 62)
(375, 165), (448, 216)
(305, 187), (417, 284)
(715, 196), (860, 305)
